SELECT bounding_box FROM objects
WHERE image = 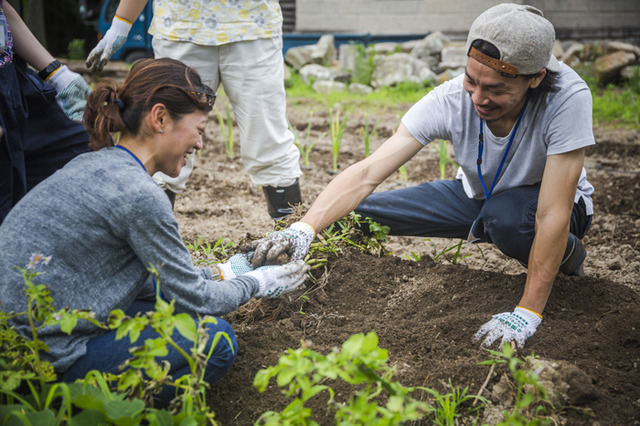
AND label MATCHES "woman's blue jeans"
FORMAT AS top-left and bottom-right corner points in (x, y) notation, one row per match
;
(355, 180), (592, 274)
(60, 300), (237, 403)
